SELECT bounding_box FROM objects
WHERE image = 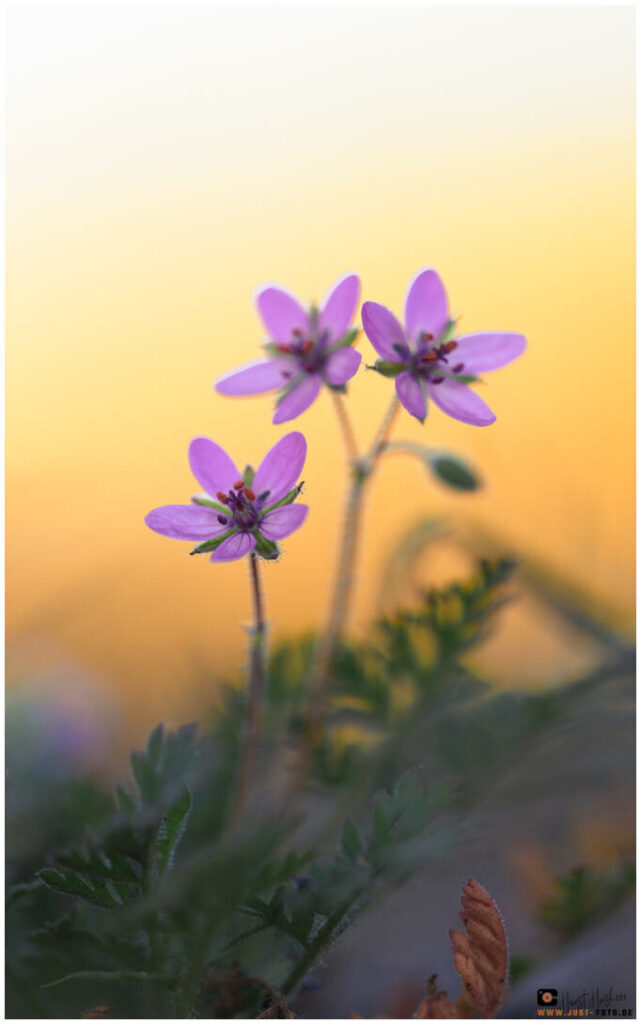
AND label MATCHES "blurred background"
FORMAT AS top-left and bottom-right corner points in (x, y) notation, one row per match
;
(6, 6), (635, 749)
(5, 7), (635, 1019)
